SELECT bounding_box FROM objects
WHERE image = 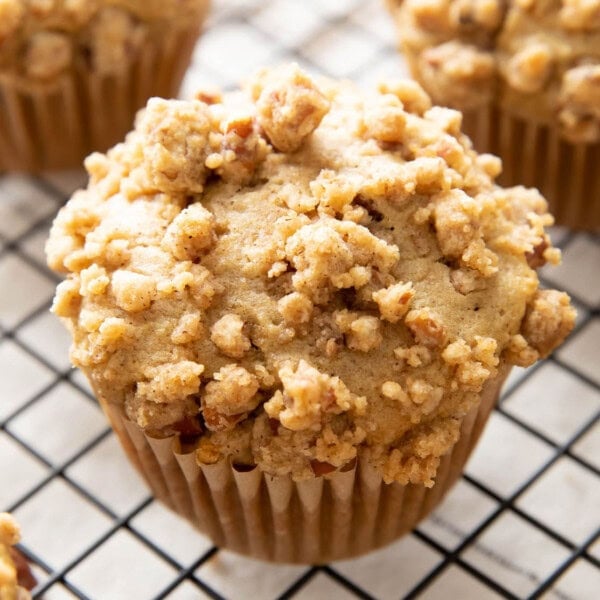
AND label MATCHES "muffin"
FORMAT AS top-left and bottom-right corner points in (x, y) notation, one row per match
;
(387, 0), (600, 229)
(0, 0), (210, 172)
(46, 64), (576, 563)
(0, 513), (35, 600)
